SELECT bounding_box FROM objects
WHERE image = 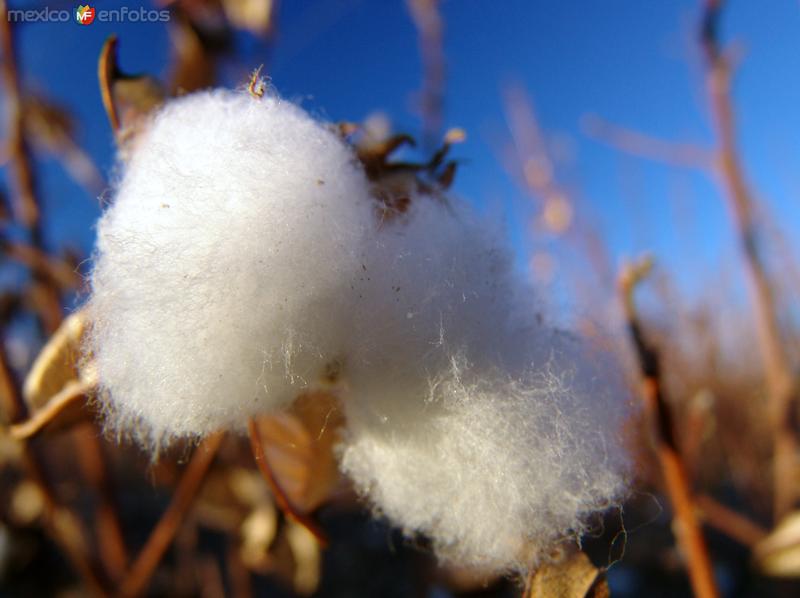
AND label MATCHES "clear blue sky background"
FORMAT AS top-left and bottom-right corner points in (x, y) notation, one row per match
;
(7, 0), (800, 316)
